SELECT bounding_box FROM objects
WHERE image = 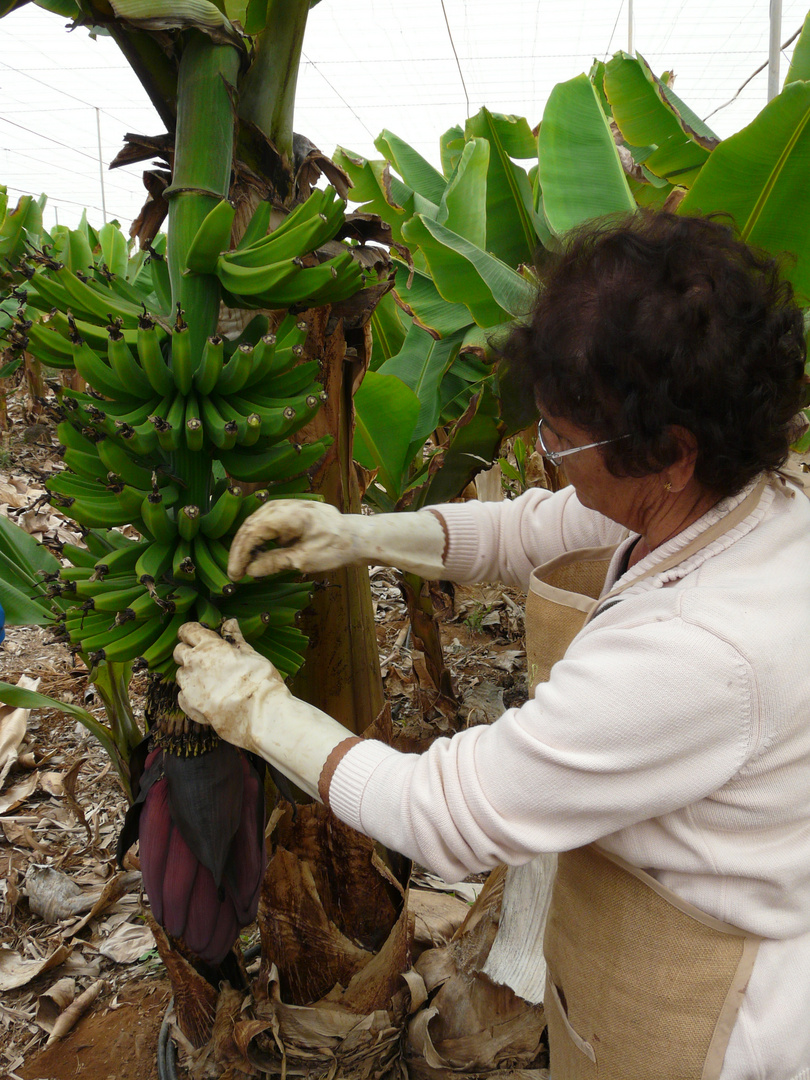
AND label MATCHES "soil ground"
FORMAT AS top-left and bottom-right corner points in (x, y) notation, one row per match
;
(0, 391), (530, 1080)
